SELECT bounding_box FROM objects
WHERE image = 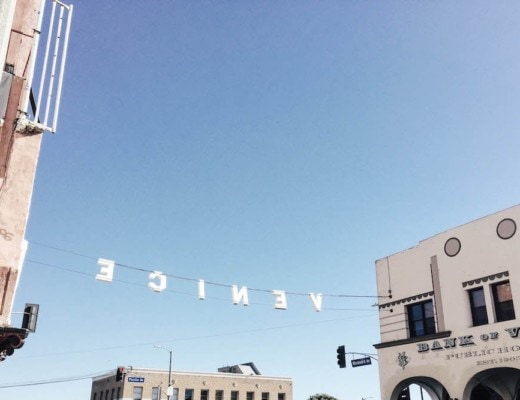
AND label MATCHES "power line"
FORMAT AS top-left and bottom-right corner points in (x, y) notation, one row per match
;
(16, 314), (376, 359)
(0, 370), (110, 388)
(25, 258), (380, 311)
(28, 240), (386, 299)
